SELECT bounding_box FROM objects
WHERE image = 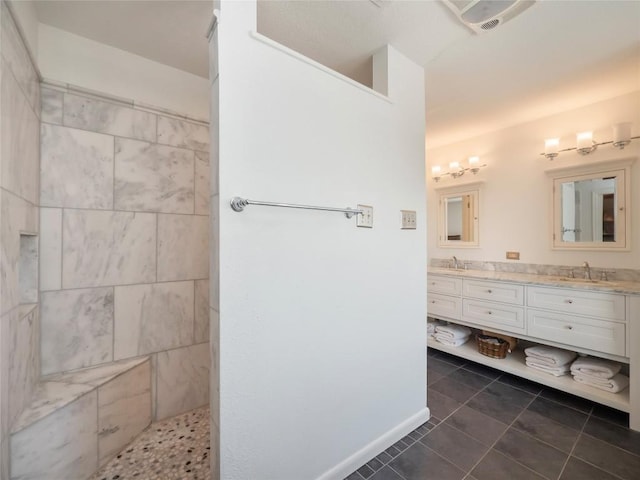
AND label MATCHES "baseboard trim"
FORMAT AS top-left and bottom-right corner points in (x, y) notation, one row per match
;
(316, 407), (430, 480)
